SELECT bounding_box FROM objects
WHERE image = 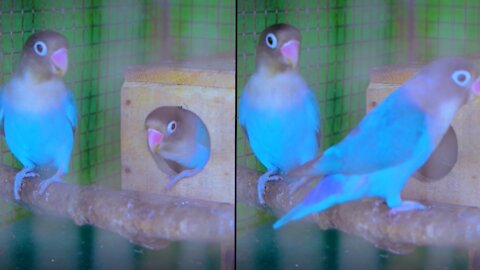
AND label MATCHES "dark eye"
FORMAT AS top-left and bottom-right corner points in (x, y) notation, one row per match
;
(167, 121), (176, 135)
(265, 33), (277, 49)
(451, 70), (471, 87)
(33, 41), (47, 56)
